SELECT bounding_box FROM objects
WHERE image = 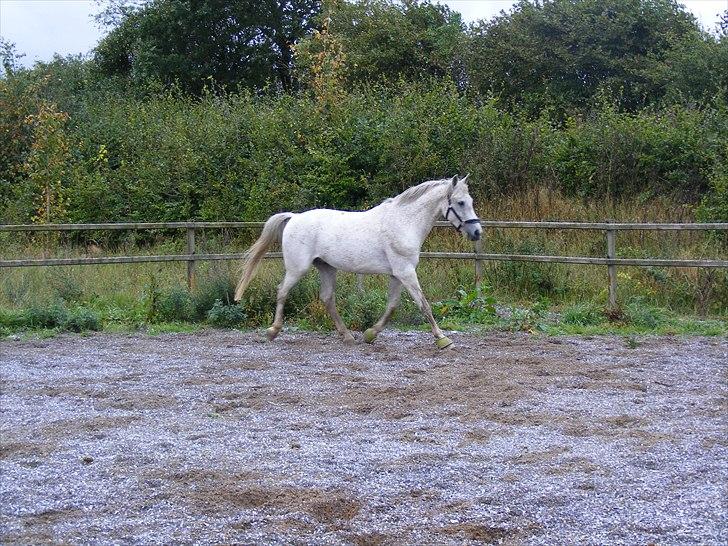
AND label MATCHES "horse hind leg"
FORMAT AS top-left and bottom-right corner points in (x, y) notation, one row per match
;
(314, 259), (355, 345)
(268, 267), (307, 341)
(364, 276), (402, 343)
